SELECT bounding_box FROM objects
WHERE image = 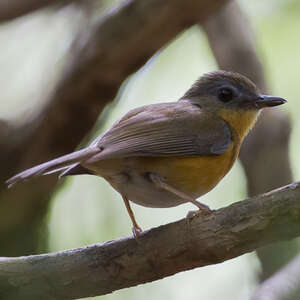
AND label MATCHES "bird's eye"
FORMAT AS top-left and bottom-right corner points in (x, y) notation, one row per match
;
(218, 87), (234, 103)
